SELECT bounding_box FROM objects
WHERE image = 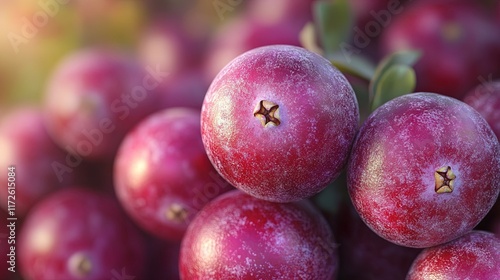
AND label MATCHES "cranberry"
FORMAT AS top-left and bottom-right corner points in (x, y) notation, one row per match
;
(114, 108), (232, 241)
(19, 188), (148, 280)
(348, 92), (500, 248)
(137, 17), (207, 75)
(380, 1), (500, 99)
(179, 190), (338, 279)
(203, 15), (307, 81)
(0, 107), (75, 217)
(463, 80), (500, 140)
(137, 18), (210, 110)
(246, 0), (314, 25)
(43, 48), (163, 160)
(201, 45), (359, 202)
(407, 231), (500, 279)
